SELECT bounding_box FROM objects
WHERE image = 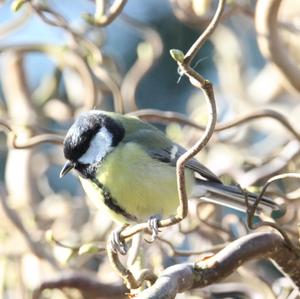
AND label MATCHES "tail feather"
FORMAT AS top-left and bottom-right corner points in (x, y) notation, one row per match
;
(192, 180), (286, 219)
